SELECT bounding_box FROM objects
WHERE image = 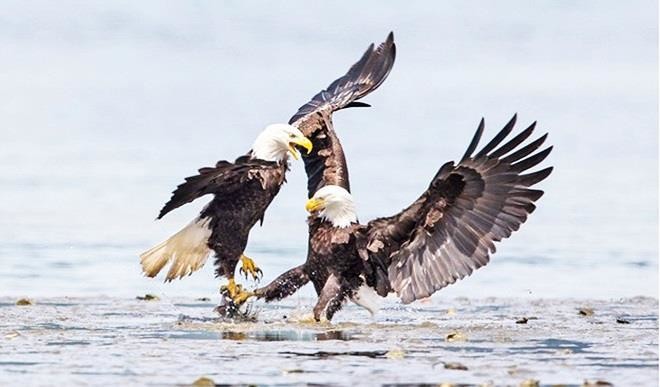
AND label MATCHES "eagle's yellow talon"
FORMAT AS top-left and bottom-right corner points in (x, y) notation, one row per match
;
(240, 254), (262, 281)
(220, 278), (240, 297)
